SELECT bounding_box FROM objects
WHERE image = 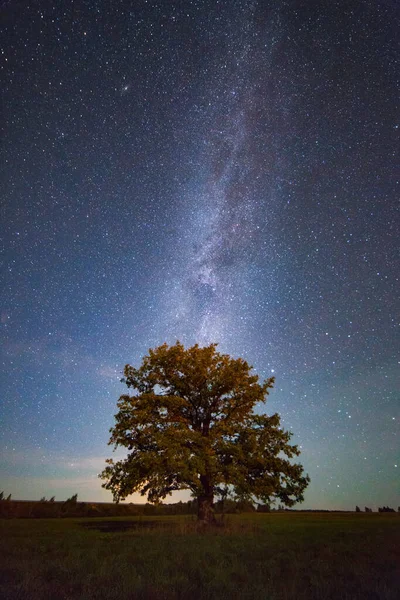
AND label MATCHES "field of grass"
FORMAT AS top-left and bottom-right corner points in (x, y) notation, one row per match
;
(1, 512), (399, 599)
